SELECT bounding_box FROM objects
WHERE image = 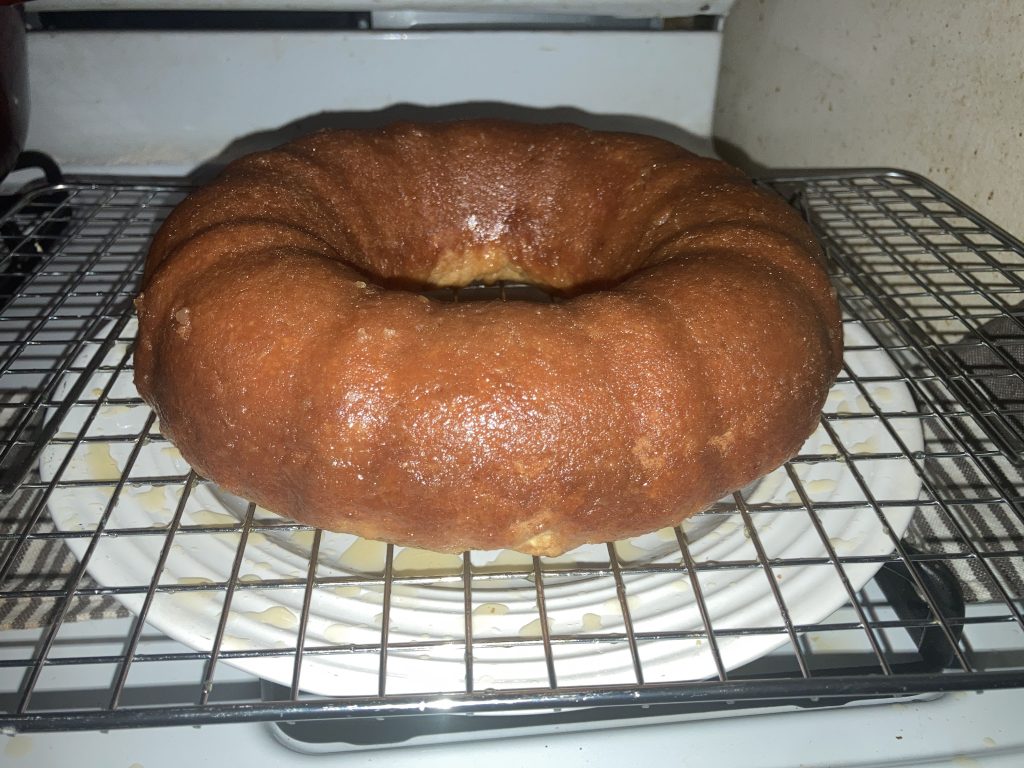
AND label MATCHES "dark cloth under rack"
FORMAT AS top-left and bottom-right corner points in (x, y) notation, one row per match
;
(906, 304), (1024, 602)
